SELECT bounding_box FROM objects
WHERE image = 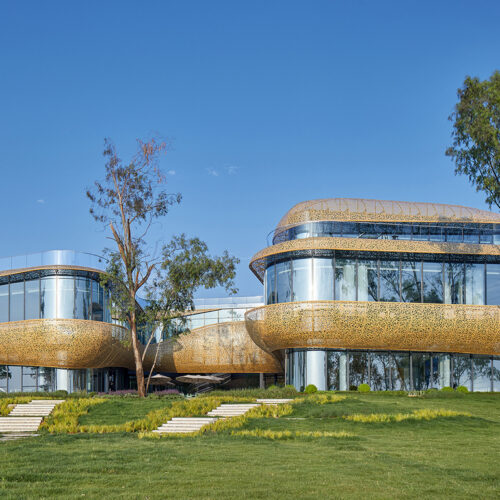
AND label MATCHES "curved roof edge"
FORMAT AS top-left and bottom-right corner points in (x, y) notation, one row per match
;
(276, 198), (500, 229)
